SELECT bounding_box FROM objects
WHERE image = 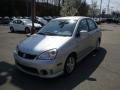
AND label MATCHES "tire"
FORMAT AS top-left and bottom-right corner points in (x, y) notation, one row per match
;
(10, 27), (14, 32)
(25, 27), (30, 34)
(64, 55), (76, 75)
